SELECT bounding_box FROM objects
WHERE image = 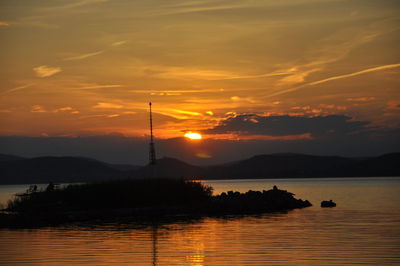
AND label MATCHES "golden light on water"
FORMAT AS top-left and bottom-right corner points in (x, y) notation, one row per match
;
(184, 132), (202, 140)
